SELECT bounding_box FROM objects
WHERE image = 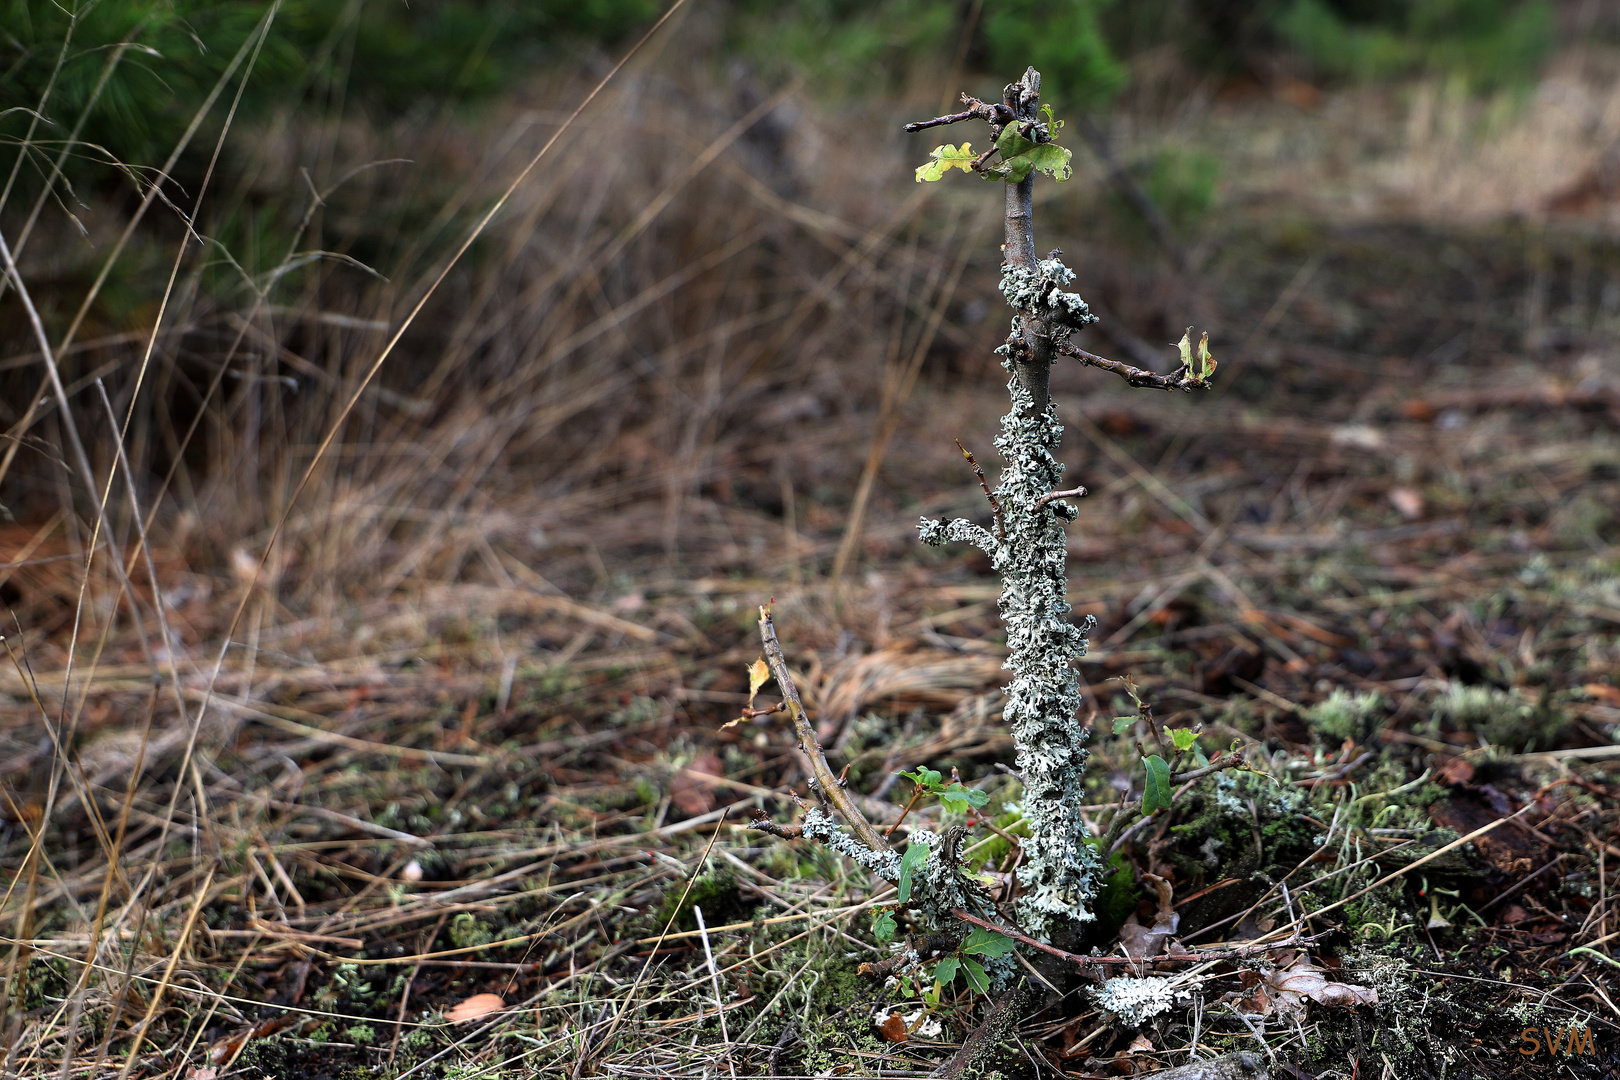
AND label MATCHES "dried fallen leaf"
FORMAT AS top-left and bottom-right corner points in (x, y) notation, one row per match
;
(1127, 1034), (1154, 1053)
(1583, 682), (1620, 705)
(187, 1069), (218, 1080)
(1502, 903), (1529, 925)
(876, 1011), (908, 1042)
(1437, 757), (1474, 786)
(671, 753), (723, 816)
(1263, 958), (1377, 1015)
(445, 993), (506, 1024)
(1119, 874), (1180, 960)
(1388, 486), (1425, 520)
